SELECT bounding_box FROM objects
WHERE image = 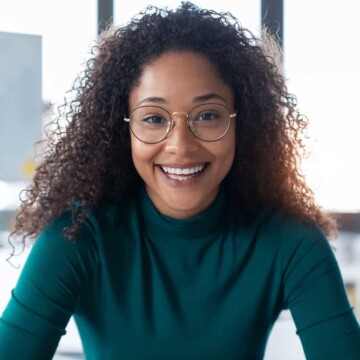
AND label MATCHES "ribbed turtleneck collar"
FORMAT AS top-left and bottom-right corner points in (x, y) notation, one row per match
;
(137, 185), (227, 243)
